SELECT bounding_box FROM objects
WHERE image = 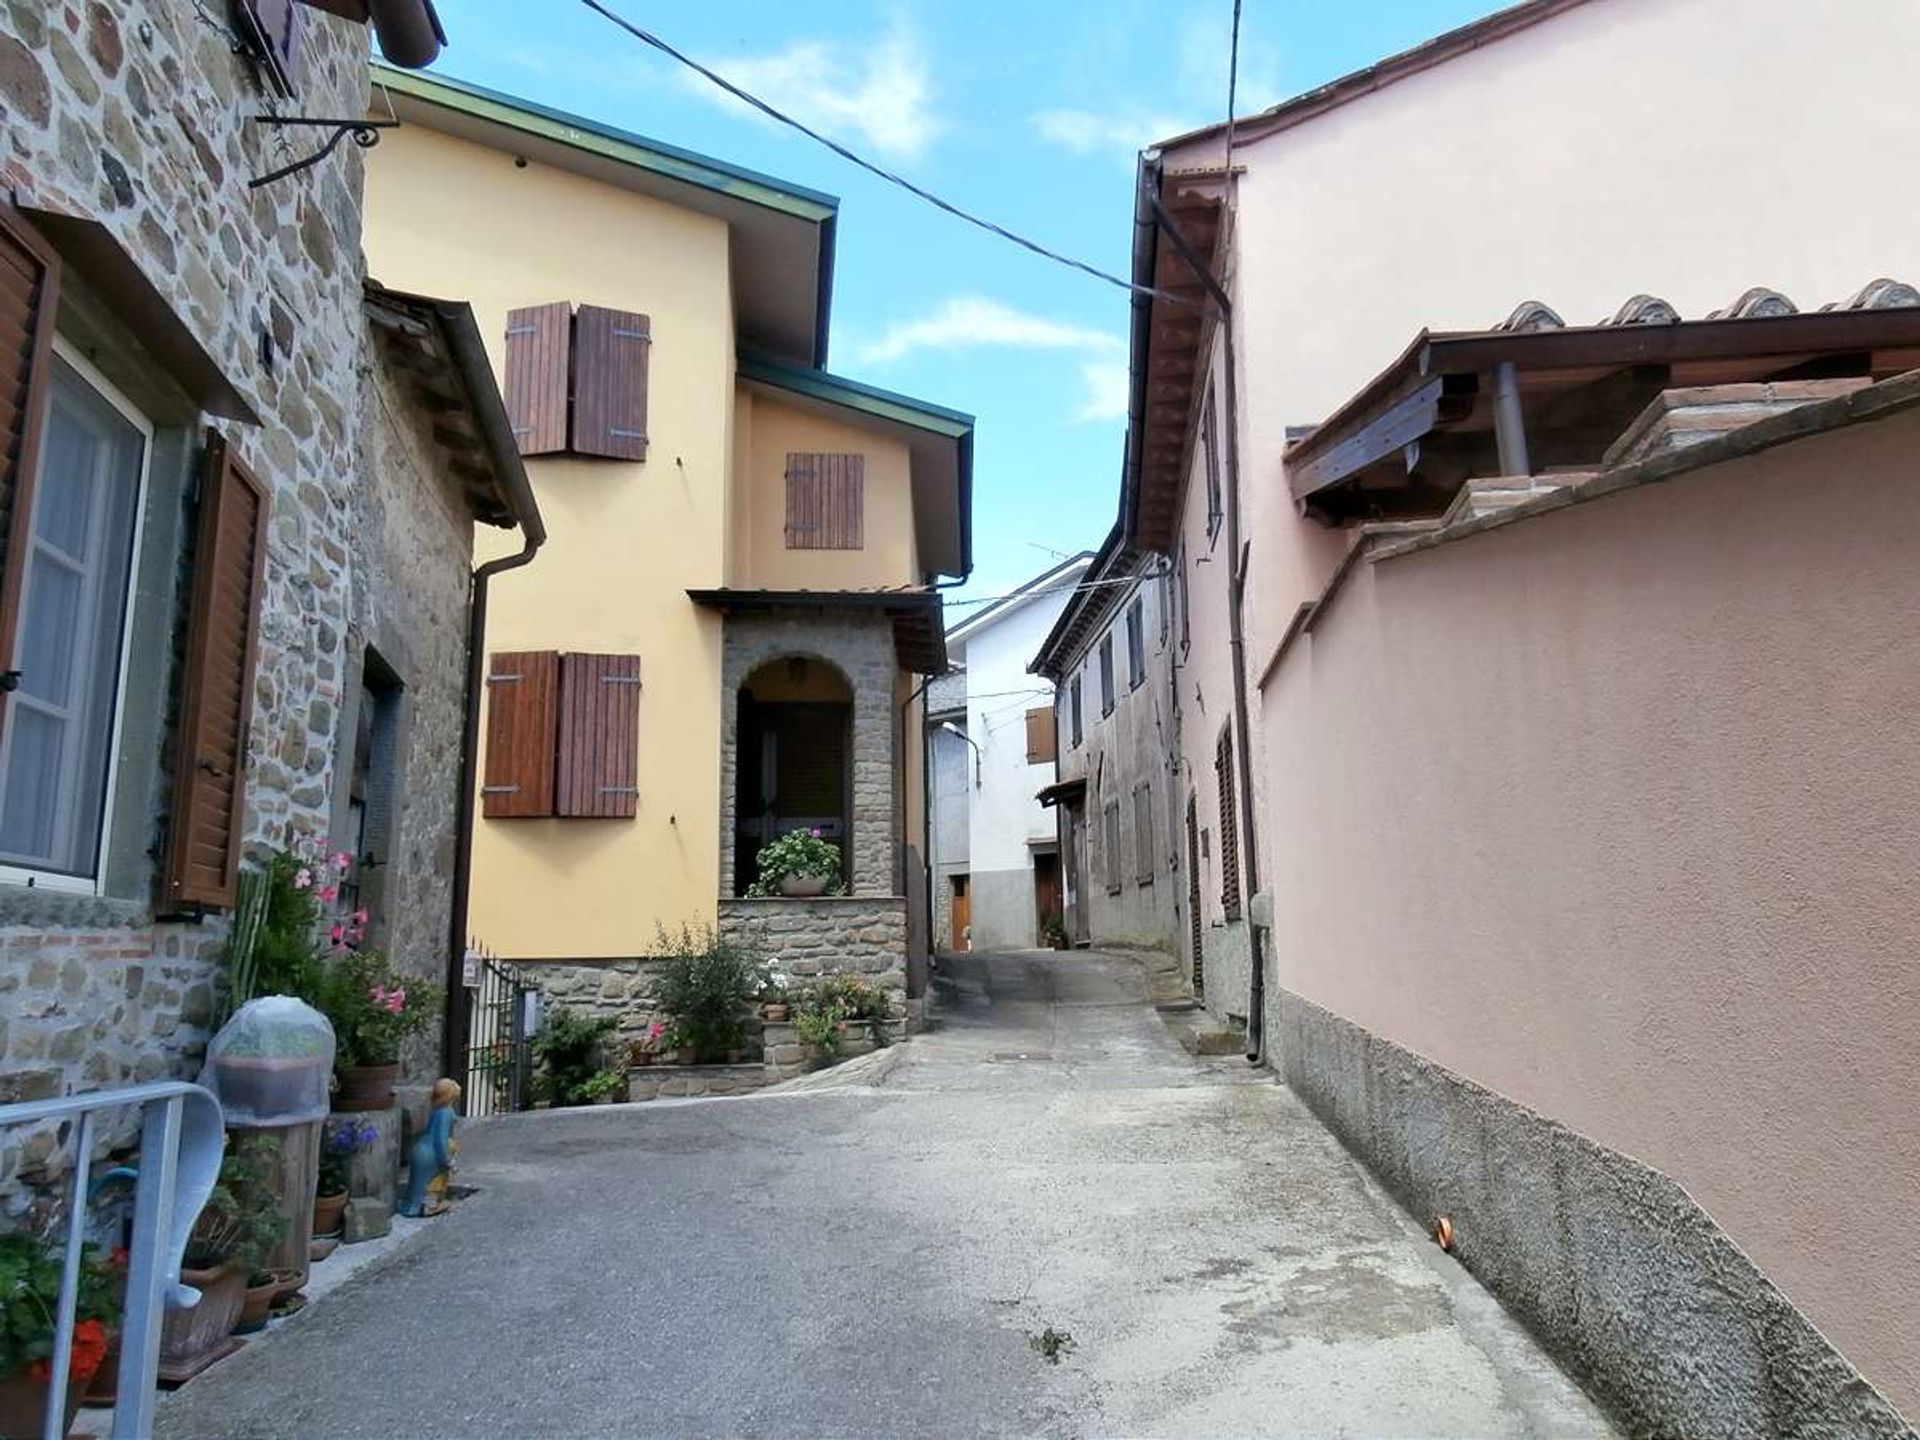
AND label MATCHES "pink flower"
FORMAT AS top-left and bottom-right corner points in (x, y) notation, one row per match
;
(810, 828), (822, 838)
(352, 908), (370, 927)
(334, 851), (354, 871)
(329, 923), (346, 948)
(318, 885), (338, 902)
(293, 868), (312, 890)
(385, 988), (406, 1015)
